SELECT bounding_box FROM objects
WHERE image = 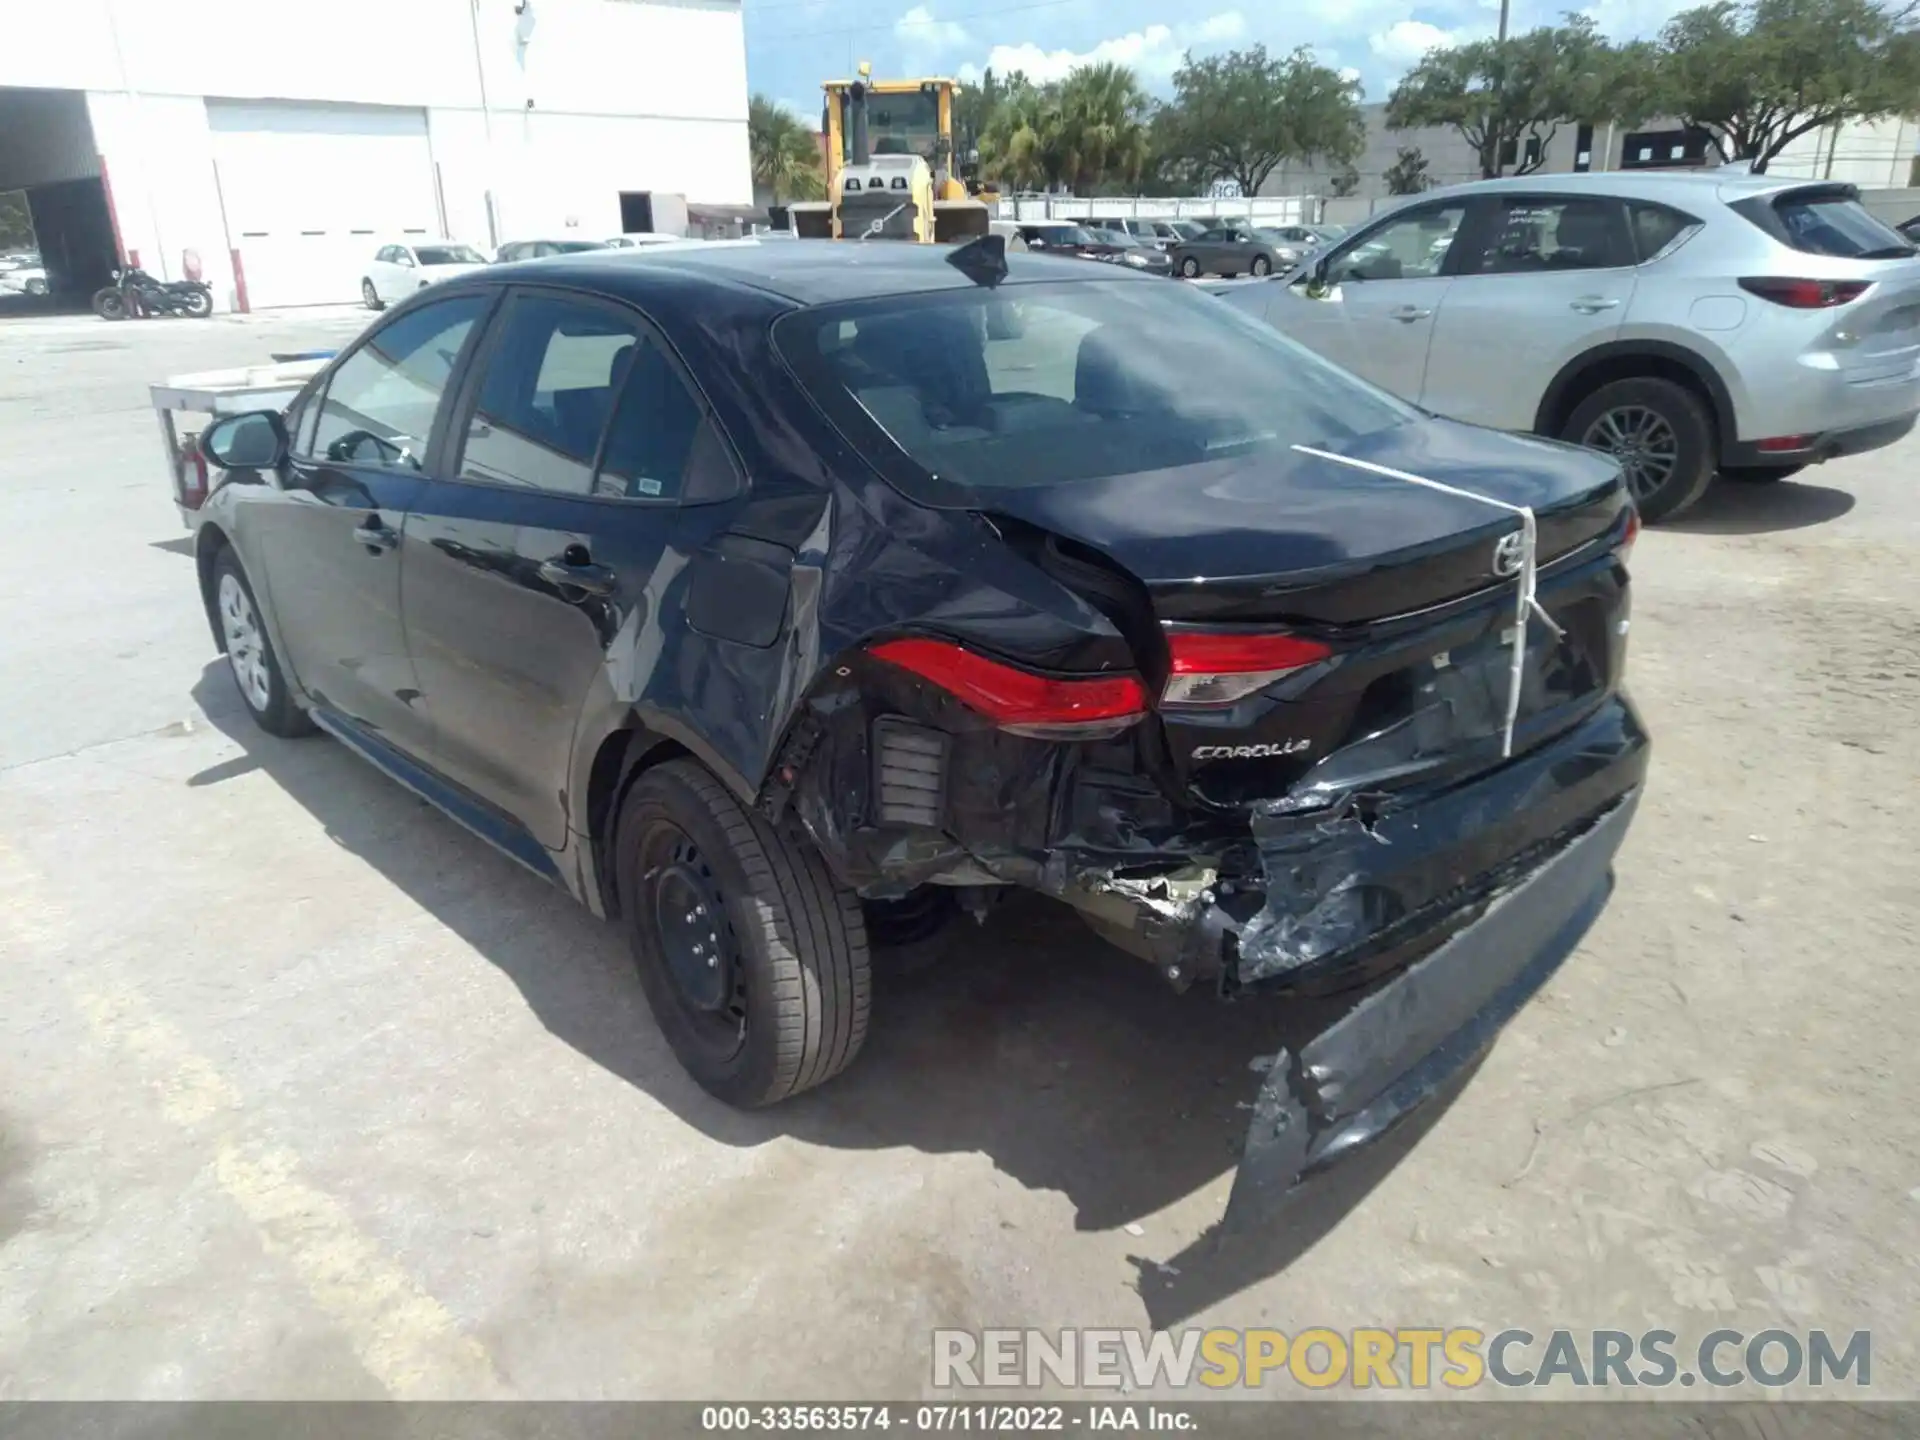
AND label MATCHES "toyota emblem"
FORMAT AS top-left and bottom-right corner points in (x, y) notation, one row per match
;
(1491, 530), (1527, 578)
